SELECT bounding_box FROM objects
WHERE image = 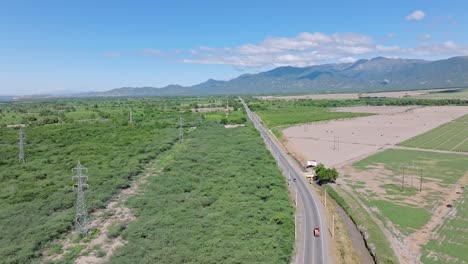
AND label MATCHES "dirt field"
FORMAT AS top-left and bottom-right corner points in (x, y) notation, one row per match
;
(283, 106), (468, 167)
(257, 89), (456, 101)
